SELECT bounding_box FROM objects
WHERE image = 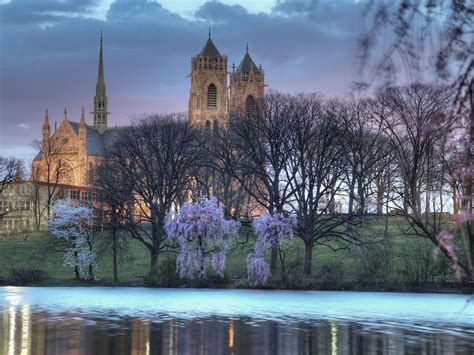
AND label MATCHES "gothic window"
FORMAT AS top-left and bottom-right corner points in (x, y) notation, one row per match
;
(213, 120), (219, 137)
(246, 95), (256, 117)
(208, 84), (217, 111)
(205, 120), (211, 135)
